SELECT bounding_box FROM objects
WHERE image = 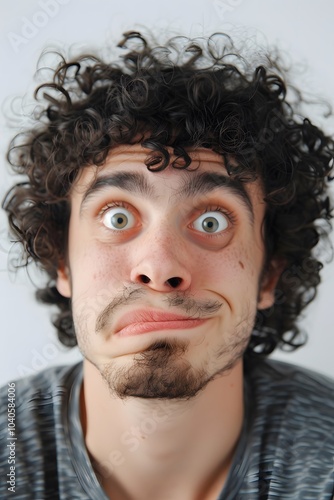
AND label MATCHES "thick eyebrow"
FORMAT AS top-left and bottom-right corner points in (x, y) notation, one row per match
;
(80, 172), (155, 214)
(80, 170), (255, 223)
(175, 172), (255, 223)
